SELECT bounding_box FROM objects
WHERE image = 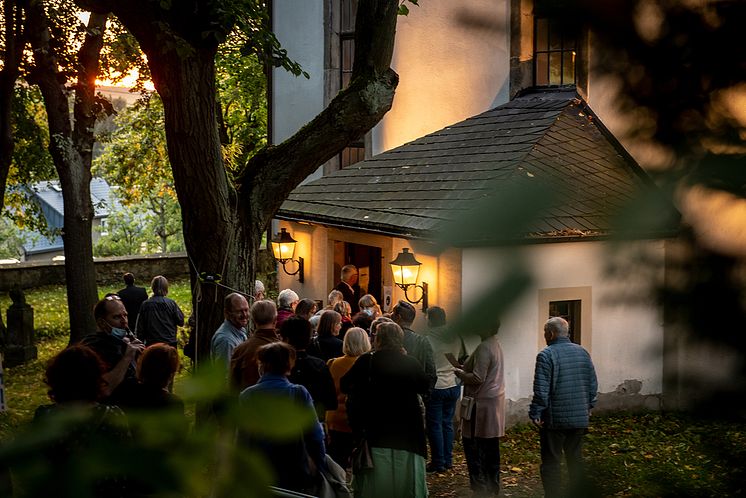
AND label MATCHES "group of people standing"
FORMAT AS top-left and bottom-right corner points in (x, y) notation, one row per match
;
(24, 273), (187, 497)
(29, 265), (598, 498)
(206, 264), (516, 497)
